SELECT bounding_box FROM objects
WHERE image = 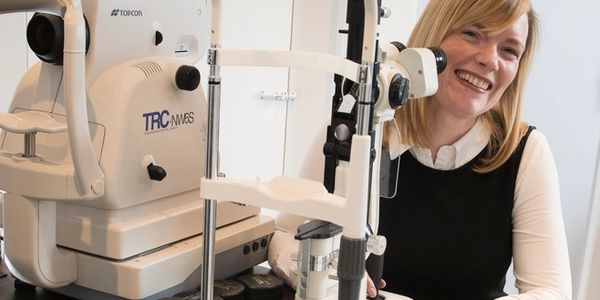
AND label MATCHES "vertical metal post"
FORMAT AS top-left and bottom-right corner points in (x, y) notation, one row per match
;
(23, 133), (36, 157)
(201, 46), (221, 300)
(297, 239), (310, 299)
(356, 62), (373, 136)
